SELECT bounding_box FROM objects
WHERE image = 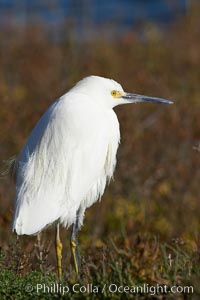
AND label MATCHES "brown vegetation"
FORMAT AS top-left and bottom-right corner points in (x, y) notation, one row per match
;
(0, 4), (200, 298)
